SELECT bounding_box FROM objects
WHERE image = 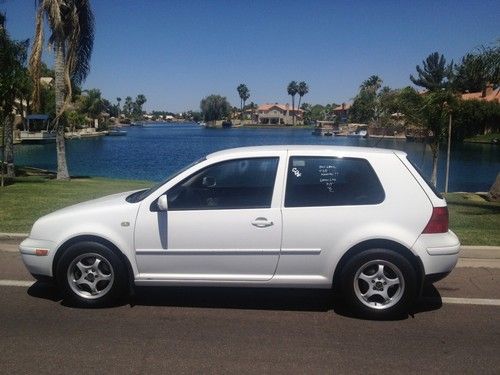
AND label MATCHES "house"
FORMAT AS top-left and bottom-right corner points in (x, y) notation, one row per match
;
(461, 83), (499, 103)
(256, 103), (303, 125)
(333, 103), (351, 123)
